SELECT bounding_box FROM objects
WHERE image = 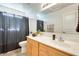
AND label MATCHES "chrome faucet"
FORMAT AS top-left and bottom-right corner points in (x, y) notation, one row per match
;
(59, 34), (64, 42)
